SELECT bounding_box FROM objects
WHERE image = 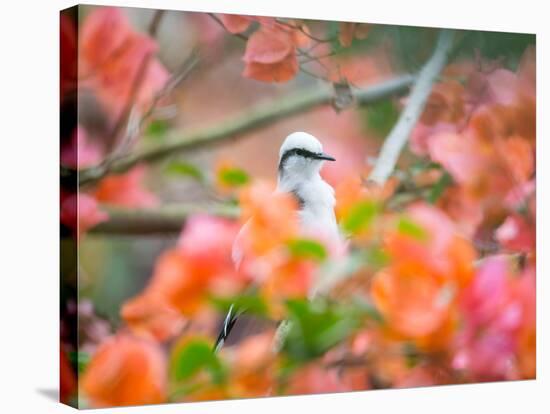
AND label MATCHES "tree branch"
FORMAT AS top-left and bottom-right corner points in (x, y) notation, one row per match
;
(79, 75), (414, 186)
(90, 204), (239, 236)
(367, 29), (455, 185)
